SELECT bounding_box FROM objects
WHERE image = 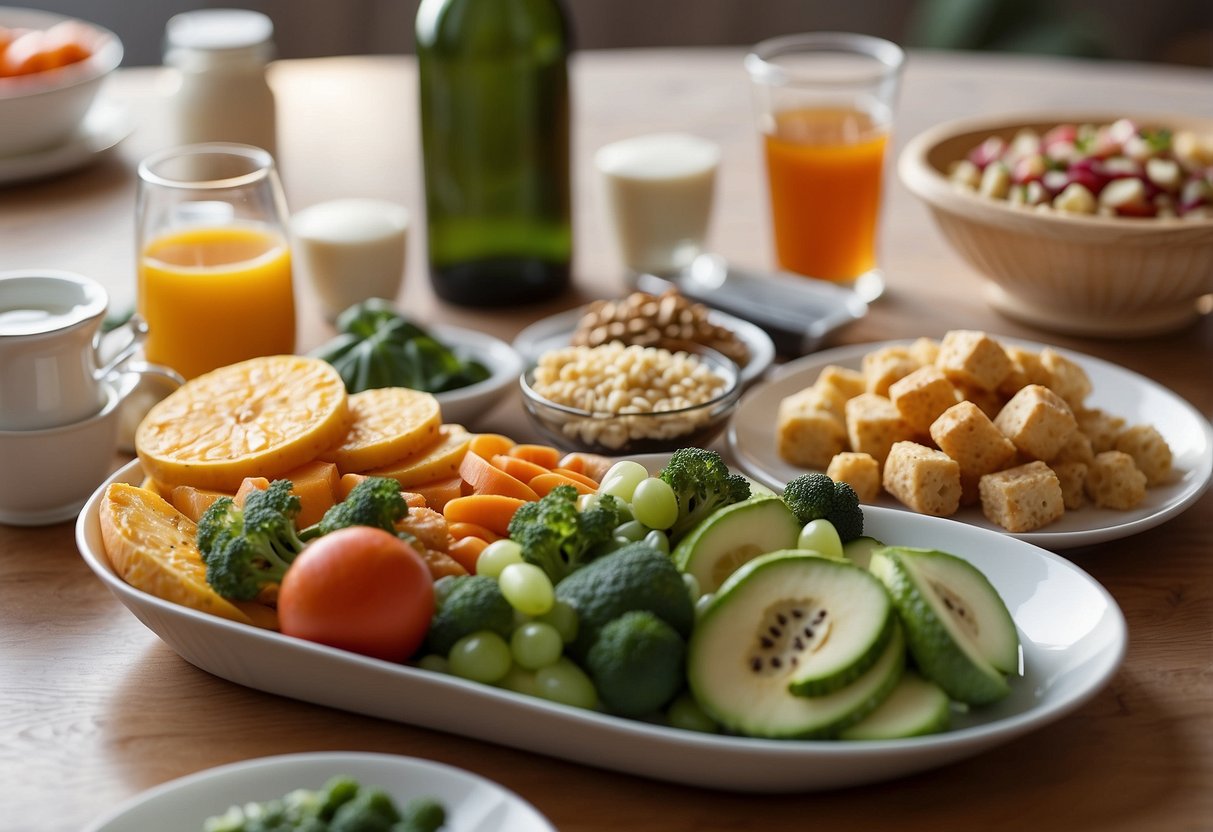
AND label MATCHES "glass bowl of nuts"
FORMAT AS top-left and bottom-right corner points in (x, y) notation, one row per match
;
(519, 340), (742, 455)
